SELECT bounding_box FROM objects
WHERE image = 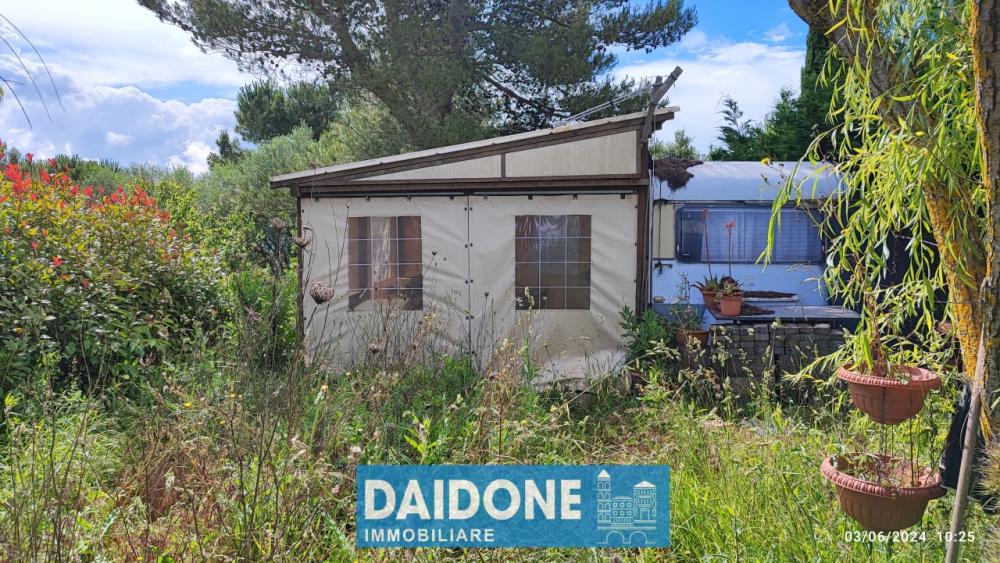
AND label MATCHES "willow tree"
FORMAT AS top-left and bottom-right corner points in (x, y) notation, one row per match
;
(780, 0), (999, 427)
